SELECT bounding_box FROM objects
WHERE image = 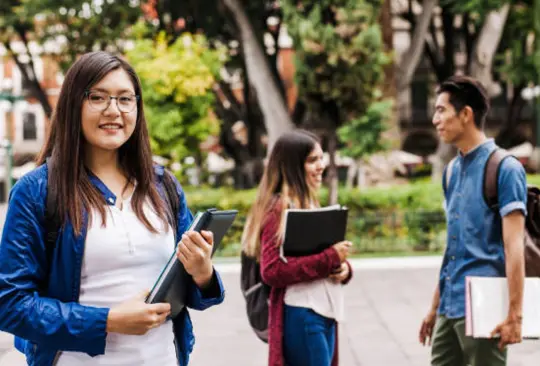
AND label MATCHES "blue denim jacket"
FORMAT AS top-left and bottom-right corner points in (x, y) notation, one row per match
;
(438, 139), (527, 319)
(0, 163), (225, 365)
